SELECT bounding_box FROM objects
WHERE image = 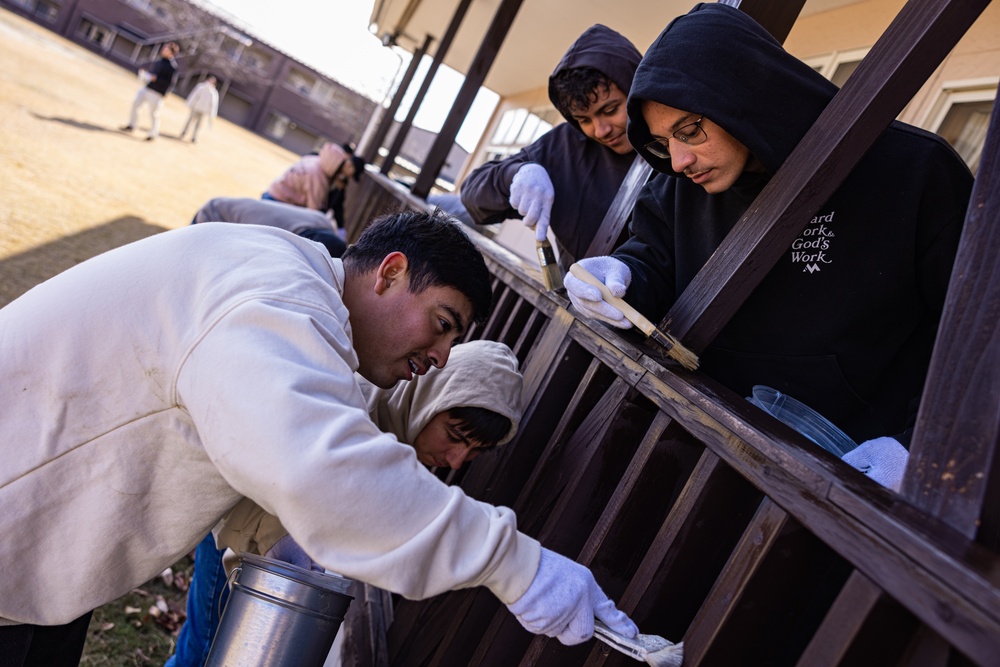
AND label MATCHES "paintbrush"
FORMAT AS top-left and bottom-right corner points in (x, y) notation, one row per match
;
(594, 620), (684, 667)
(569, 263), (699, 371)
(536, 239), (564, 291)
